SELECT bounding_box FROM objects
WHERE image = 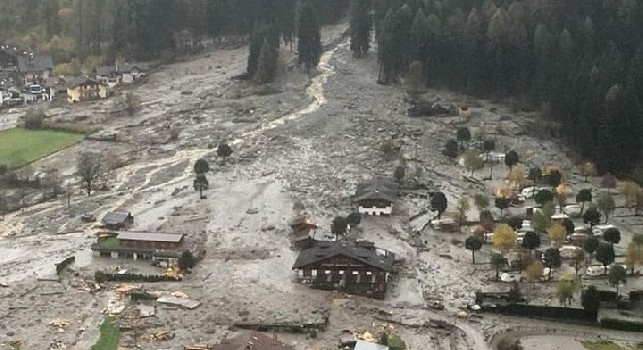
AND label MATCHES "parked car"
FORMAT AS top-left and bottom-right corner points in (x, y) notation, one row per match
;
(500, 273), (525, 283)
(592, 224), (616, 236)
(559, 245), (583, 259)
